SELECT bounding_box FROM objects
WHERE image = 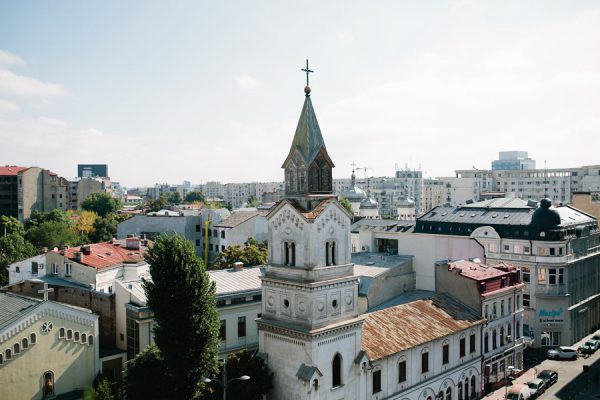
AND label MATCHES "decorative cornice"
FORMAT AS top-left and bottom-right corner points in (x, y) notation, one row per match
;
(258, 318), (363, 341)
